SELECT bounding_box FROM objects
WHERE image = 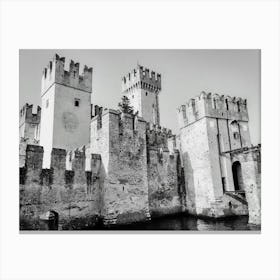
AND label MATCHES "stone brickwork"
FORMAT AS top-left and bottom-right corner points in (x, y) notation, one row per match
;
(178, 92), (258, 219)
(19, 55), (261, 229)
(19, 103), (41, 144)
(40, 54), (92, 168)
(19, 144), (102, 230)
(121, 65), (161, 125)
(146, 124), (184, 216)
(91, 109), (150, 225)
(41, 54), (92, 94)
(231, 146), (261, 225)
